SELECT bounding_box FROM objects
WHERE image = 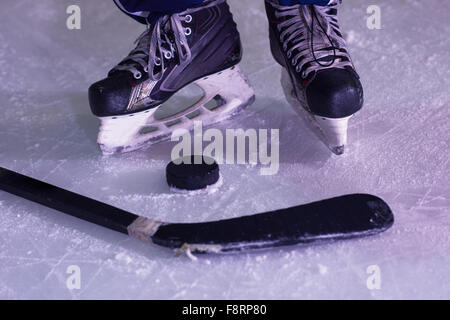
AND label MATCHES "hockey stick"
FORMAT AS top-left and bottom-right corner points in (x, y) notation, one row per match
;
(0, 167), (394, 254)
